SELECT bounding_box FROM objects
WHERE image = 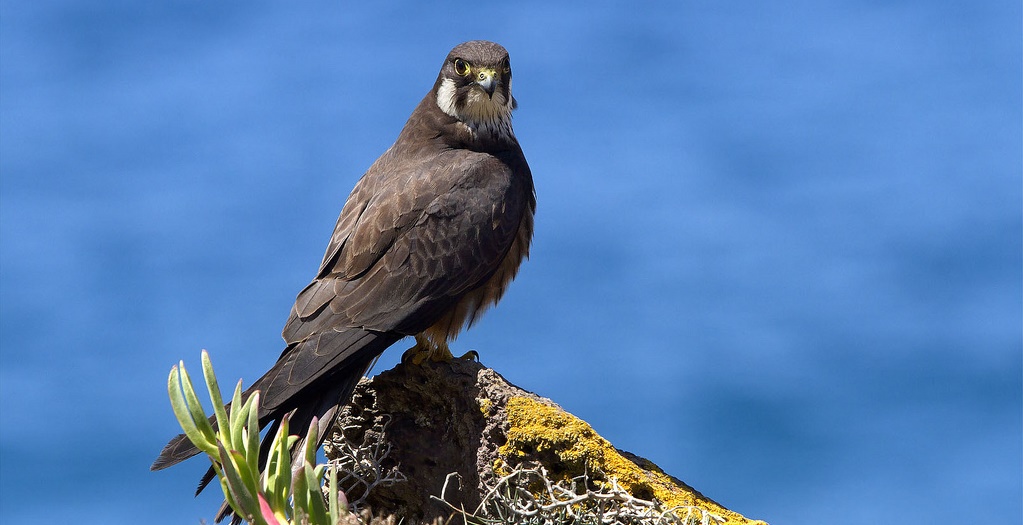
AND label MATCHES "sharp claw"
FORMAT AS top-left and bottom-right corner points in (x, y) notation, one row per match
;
(404, 336), (474, 364)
